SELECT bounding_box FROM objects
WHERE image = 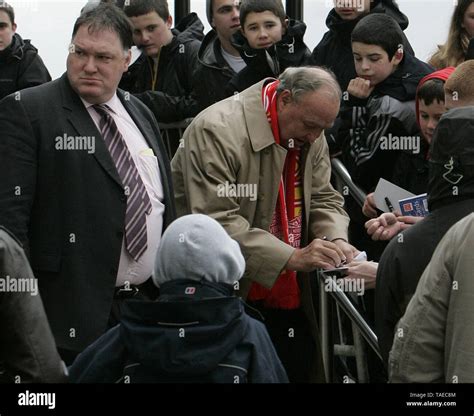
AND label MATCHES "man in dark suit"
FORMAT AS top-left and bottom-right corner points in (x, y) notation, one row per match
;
(0, 4), (175, 363)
